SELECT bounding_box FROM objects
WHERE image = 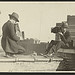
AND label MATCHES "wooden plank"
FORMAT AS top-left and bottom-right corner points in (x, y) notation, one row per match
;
(52, 57), (63, 61)
(0, 55), (52, 62)
(0, 55), (34, 62)
(14, 55), (34, 62)
(58, 48), (75, 54)
(0, 58), (16, 62)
